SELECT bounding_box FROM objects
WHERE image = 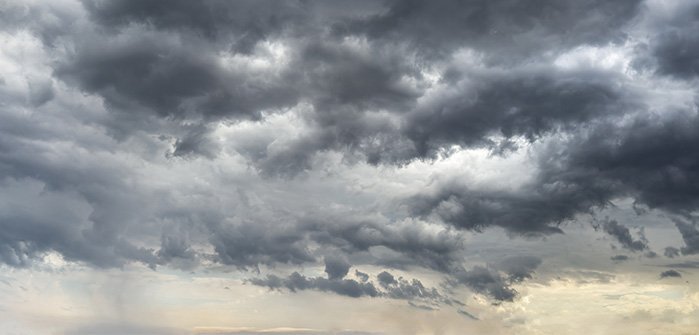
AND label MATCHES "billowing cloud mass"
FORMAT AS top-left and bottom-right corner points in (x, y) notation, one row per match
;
(1, 0), (699, 334)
